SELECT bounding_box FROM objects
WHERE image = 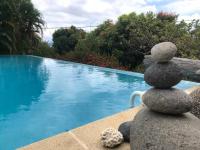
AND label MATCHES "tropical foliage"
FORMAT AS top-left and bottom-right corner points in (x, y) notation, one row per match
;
(0, 0), (15, 54)
(53, 26), (86, 54)
(53, 12), (200, 69)
(0, 0), (44, 54)
(32, 41), (55, 57)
